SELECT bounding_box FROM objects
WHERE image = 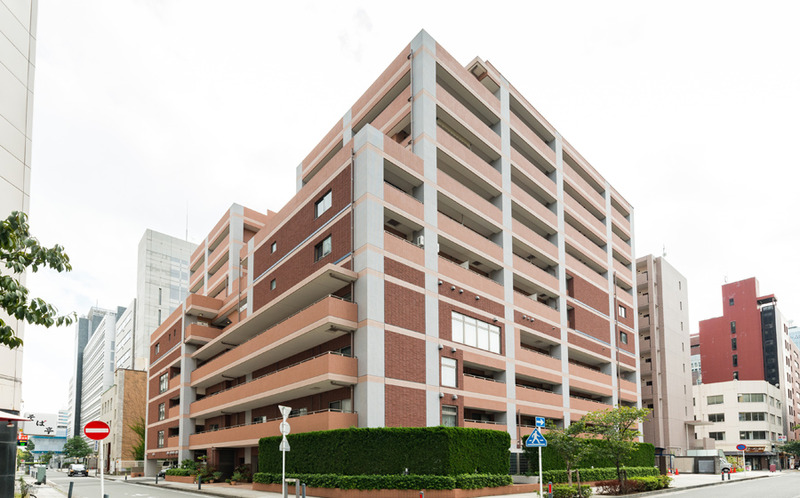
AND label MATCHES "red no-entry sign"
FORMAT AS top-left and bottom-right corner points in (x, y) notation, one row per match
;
(84, 420), (110, 440)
